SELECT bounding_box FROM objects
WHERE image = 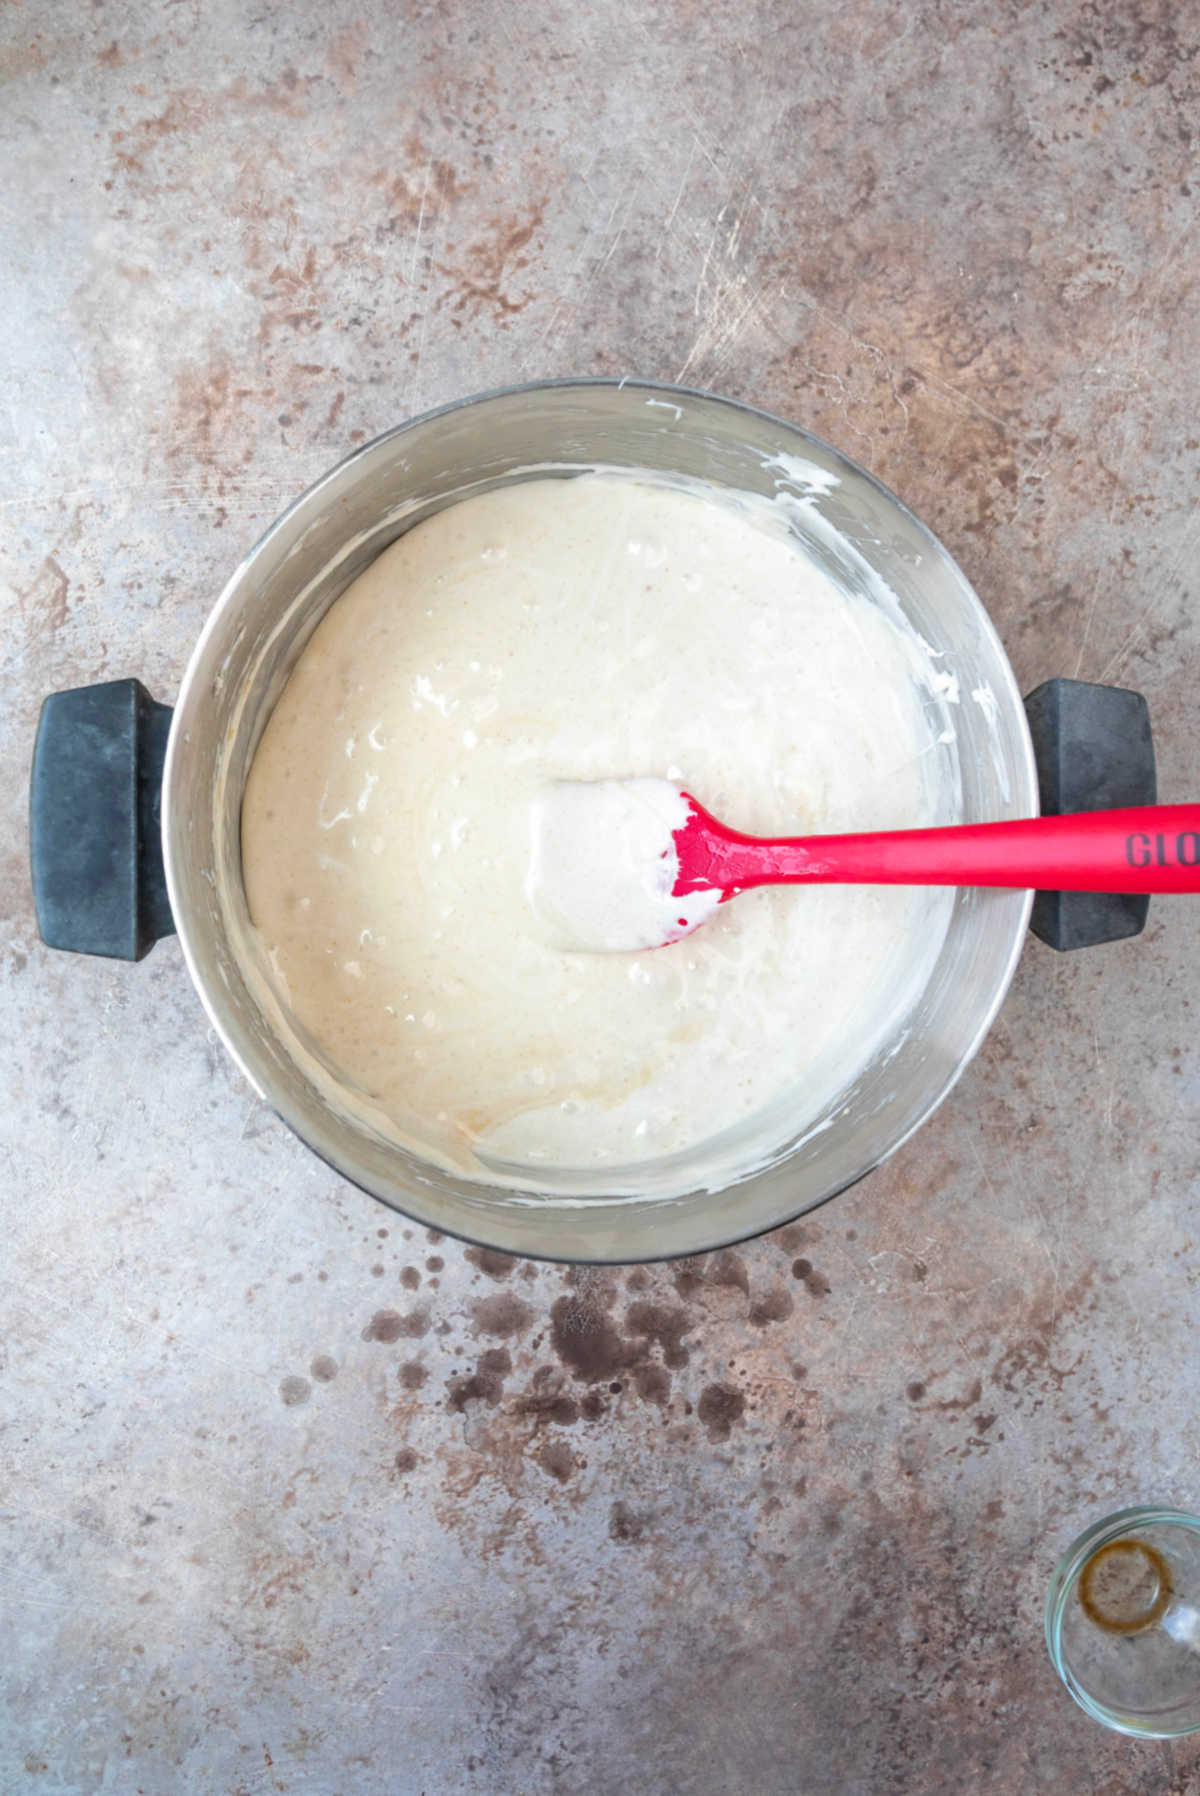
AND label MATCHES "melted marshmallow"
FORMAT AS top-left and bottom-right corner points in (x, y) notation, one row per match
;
(241, 472), (956, 1194)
